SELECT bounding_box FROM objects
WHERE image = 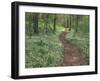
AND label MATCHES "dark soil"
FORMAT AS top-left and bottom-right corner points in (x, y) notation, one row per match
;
(59, 31), (88, 66)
